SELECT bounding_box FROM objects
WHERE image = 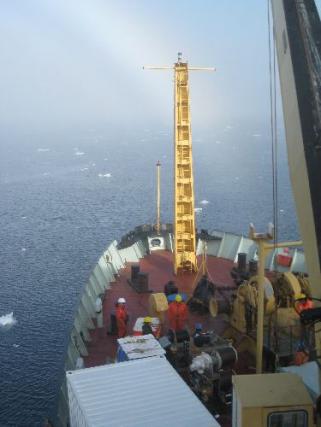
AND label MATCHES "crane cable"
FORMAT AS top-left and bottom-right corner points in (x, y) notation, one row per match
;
(267, 0), (279, 253)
